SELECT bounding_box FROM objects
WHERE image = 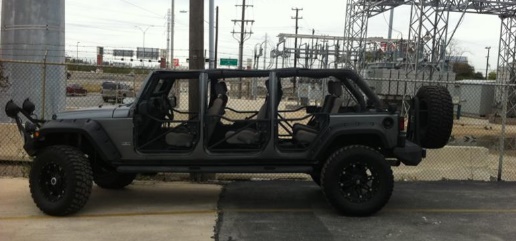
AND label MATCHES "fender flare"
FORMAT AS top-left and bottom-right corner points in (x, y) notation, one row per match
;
(310, 127), (390, 161)
(37, 119), (121, 162)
